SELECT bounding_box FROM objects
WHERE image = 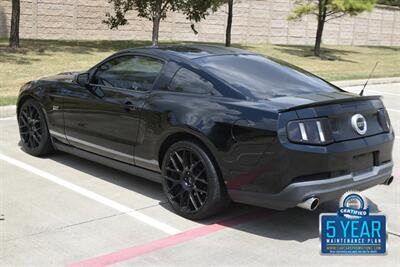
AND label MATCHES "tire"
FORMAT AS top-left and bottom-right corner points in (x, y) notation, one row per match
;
(18, 99), (54, 156)
(161, 140), (230, 220)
